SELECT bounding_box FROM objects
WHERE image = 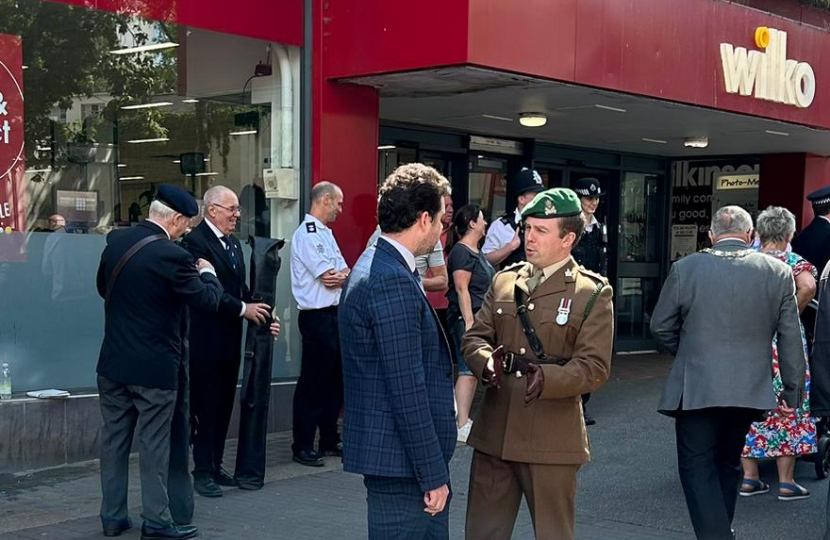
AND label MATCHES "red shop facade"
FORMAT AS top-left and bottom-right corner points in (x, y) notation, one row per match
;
(2, 0), (830, 471)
